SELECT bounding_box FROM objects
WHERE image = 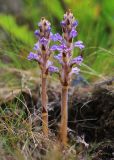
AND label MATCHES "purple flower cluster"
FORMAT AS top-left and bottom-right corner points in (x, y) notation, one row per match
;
(28, 10), (84, 85)
(28, 17), (55, 74)
(50, 10), (84, 86)
(27, 11), (85, 141)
